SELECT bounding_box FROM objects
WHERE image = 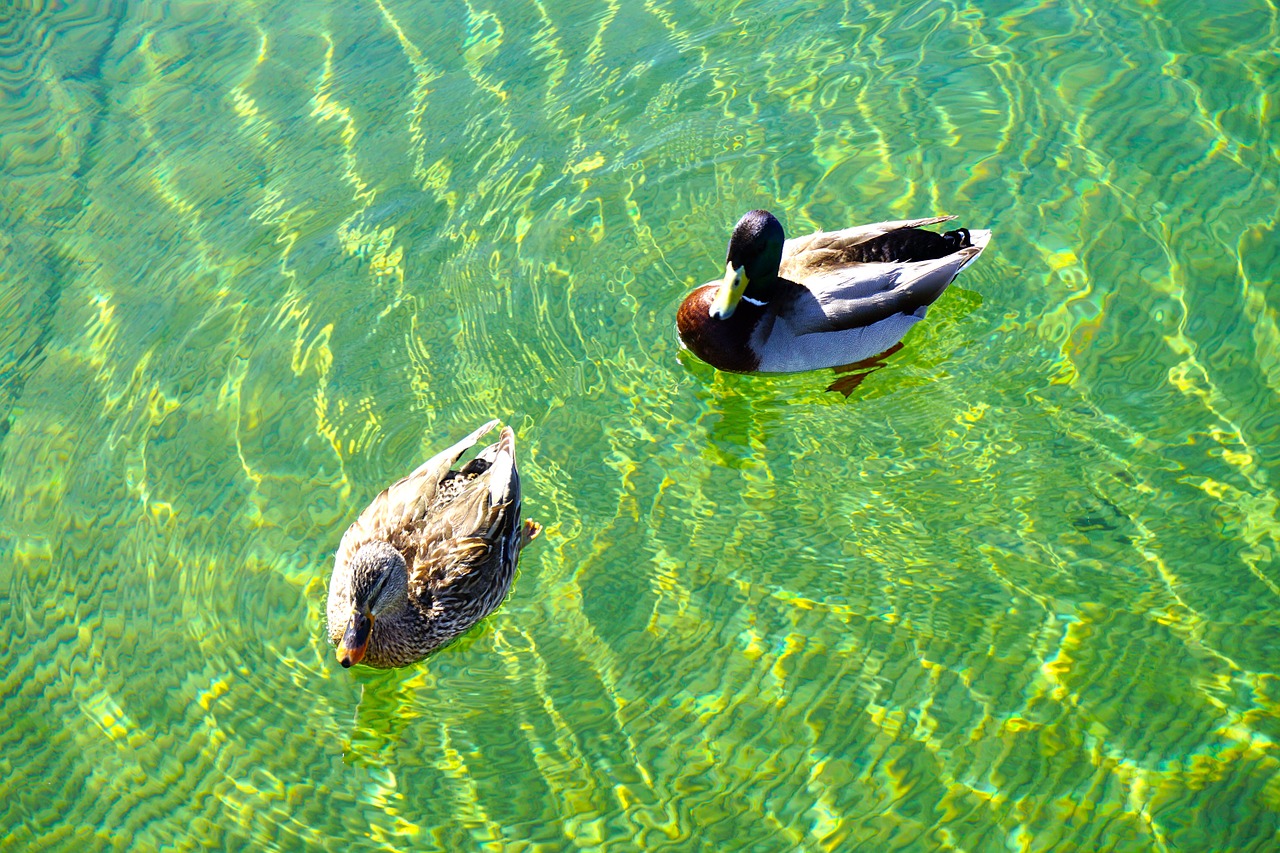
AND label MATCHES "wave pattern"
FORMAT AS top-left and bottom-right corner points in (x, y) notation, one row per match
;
(1, 0), (1278, 848)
